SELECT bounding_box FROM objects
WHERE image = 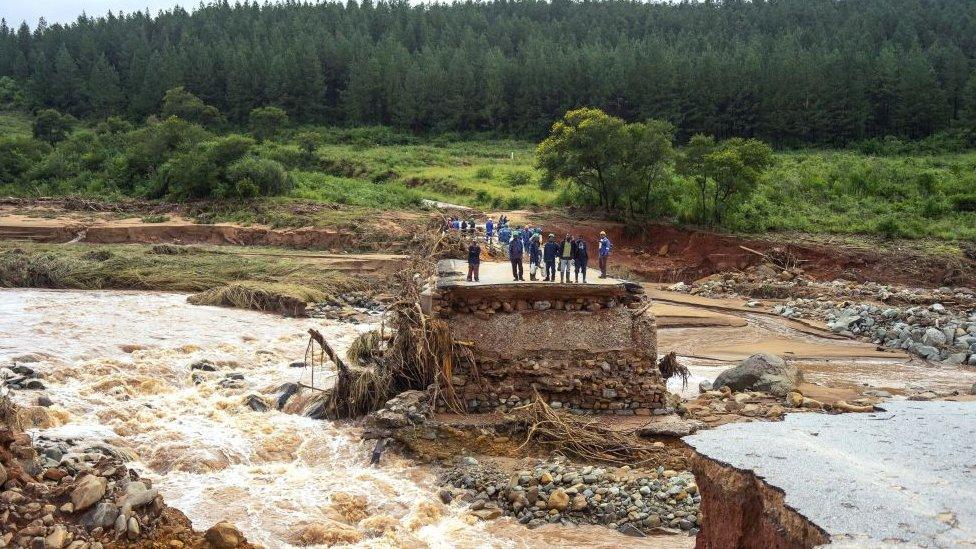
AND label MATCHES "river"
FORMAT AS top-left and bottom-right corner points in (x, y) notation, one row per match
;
(0, 289), (691, 548)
